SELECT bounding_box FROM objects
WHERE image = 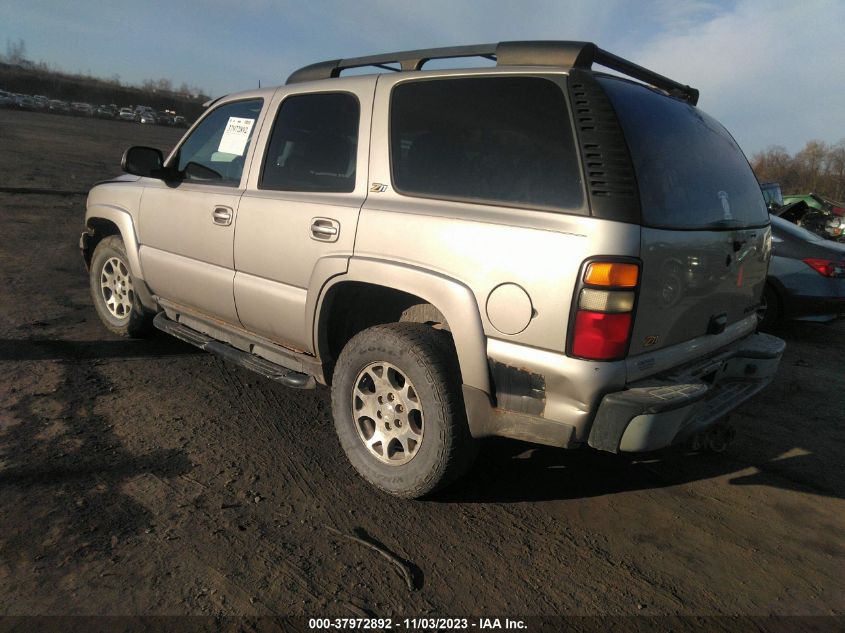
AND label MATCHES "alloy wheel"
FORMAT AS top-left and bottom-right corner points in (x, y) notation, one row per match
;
(352, 361), (424, 466)
(100, 256), (135, 319)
